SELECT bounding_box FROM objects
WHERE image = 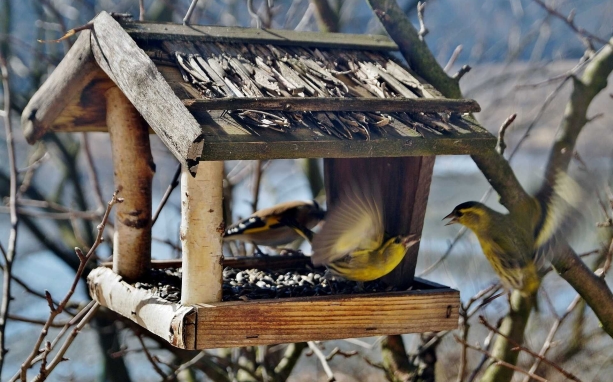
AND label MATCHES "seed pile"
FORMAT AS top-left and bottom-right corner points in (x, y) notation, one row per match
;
(135, 266), (402, 303)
